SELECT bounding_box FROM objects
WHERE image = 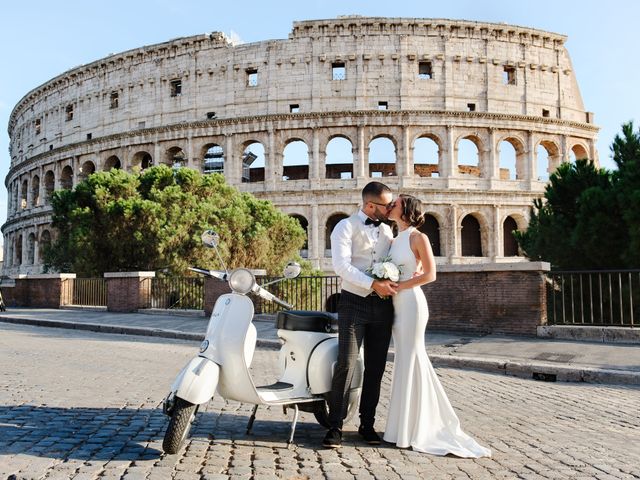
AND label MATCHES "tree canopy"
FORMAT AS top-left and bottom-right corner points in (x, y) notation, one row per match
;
(516, 121), (640, 269)
(44, 166), (307, 276)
